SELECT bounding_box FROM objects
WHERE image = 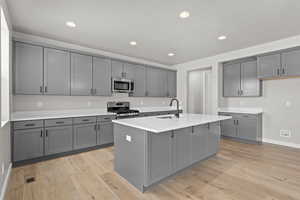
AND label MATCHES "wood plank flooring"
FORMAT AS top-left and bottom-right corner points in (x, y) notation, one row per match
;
(5, 139), (300, 200)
